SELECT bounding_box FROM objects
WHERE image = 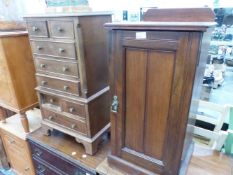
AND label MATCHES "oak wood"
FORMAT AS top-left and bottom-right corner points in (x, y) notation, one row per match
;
(0, 128), (35, 175)
(0, 32), (38, 132)
(106, 8), (214, 175)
